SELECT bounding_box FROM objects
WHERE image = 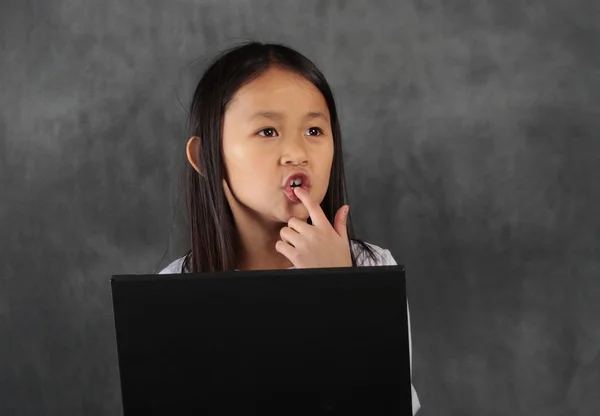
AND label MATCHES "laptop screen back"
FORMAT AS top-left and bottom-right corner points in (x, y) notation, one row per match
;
(111, 266), (412, 415)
